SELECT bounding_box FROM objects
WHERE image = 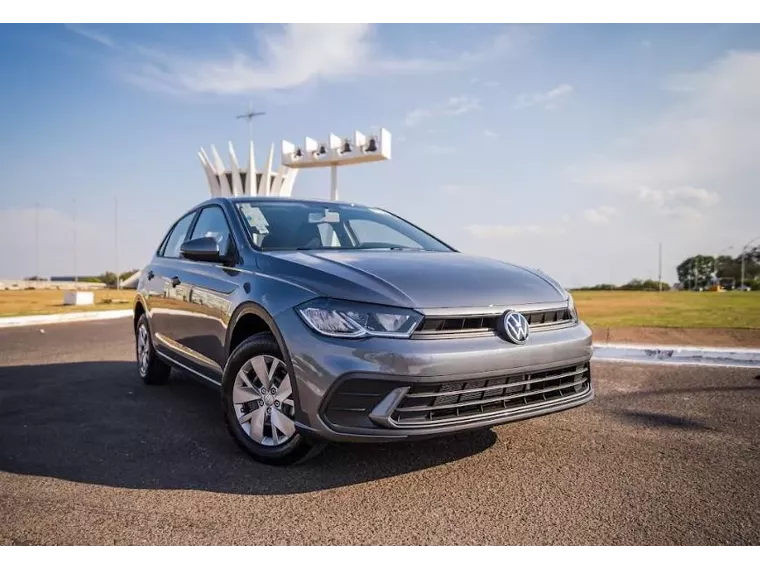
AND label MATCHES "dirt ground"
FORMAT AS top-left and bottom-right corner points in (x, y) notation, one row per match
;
(592, 326), (760, 348)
